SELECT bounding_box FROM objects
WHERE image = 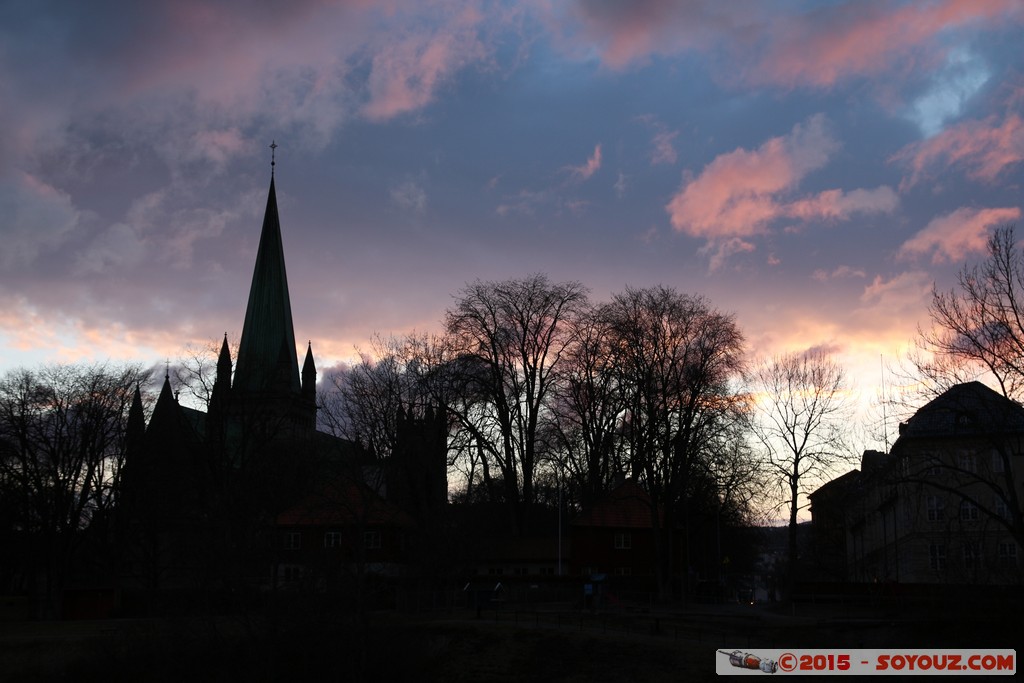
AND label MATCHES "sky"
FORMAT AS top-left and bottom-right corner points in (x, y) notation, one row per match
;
(2, 0), (1023, 450)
